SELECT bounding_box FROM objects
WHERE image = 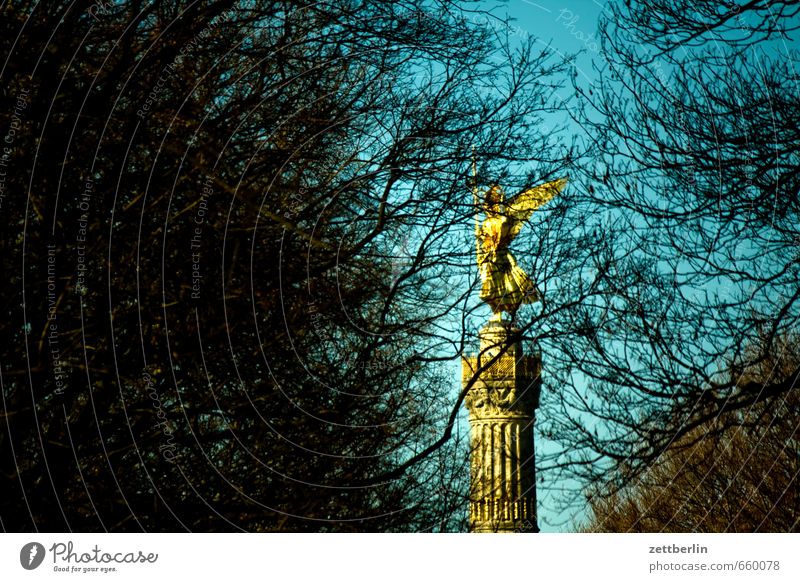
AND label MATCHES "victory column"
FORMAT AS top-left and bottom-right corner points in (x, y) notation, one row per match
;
(463, 155), (565, 532)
